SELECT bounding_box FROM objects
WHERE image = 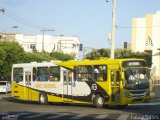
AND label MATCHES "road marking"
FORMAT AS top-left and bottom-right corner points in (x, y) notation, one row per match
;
(18, 112), (32, 116)
(46, 113), (70, 119)
(23, 113), (48, 118)
(130, 102), (160, 106)
(94, 114), (109, 119)
(117, 114), (129, 120)
(70, 114), (88, 119)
